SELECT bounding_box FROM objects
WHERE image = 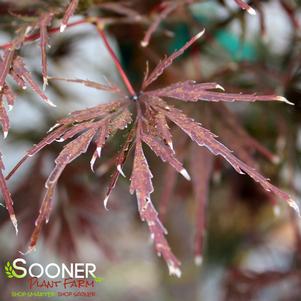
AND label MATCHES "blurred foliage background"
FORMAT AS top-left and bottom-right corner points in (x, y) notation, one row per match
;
(0, 0), (301, 300)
